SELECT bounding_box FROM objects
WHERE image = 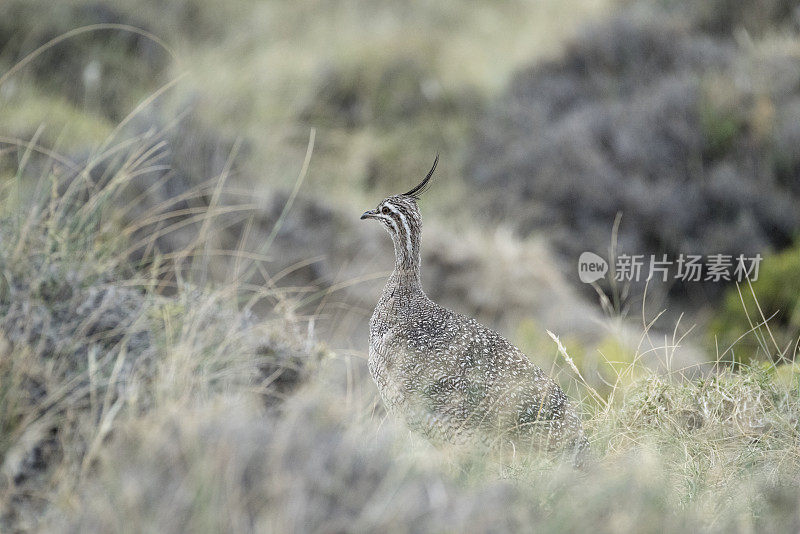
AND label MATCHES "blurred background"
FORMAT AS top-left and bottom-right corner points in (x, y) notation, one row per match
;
(3, 1), (800, 530)
(4, 0), (800, 373)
